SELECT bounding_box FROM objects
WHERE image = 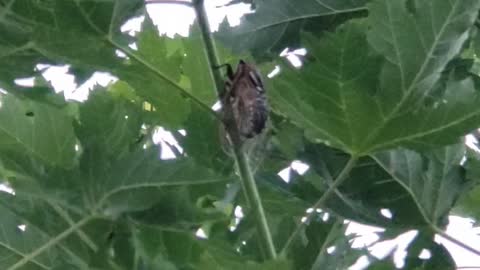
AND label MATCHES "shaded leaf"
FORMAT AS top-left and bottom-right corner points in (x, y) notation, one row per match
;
(0, 0), (143, 89)
(180, 104), (233, 174)
(118, 14), (190, 128)
(373, 144), (467, 226)
(270, 18), (480, 155)
(75, 87), (143, 159)
(183, 24), (217, 106)
(0, 94), (77, 168)
(216, 0), (368, 59)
